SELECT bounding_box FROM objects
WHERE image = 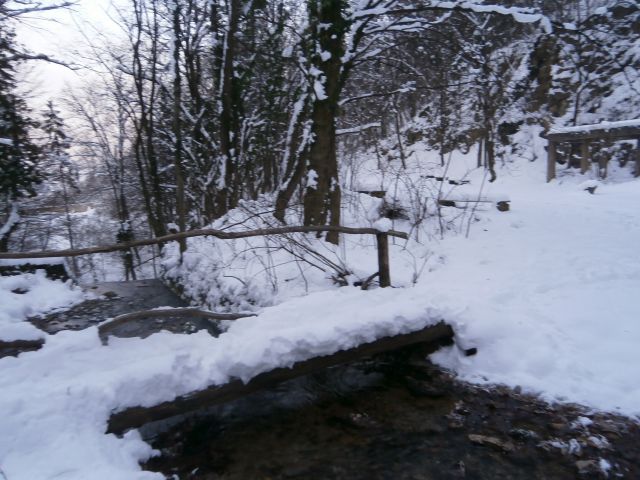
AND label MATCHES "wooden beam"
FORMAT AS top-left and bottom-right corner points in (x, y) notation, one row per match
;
(580, 141), (590, 174)
(547, 141), (557, 182)
(546, 125), (640, 143)
(0, 225), (409, 260)
(107, 322), (455, 434)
